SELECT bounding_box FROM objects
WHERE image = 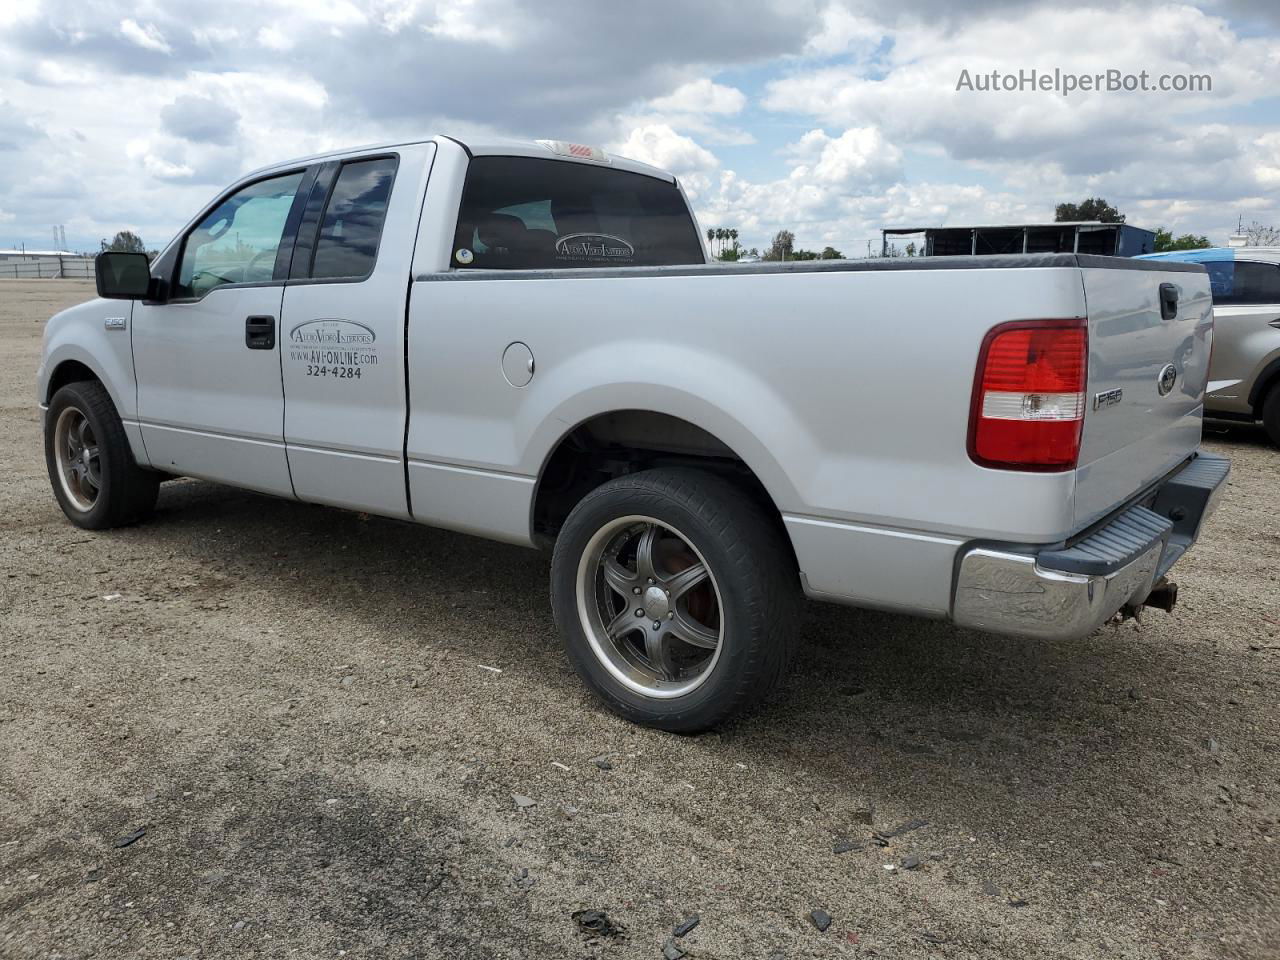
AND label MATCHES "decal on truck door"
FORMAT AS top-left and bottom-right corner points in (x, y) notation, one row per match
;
(288, 319), (378, 380)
